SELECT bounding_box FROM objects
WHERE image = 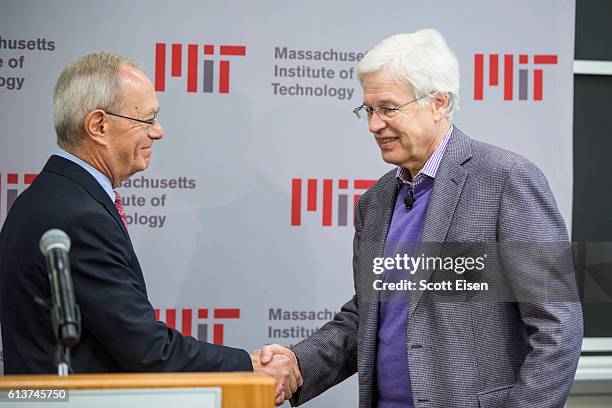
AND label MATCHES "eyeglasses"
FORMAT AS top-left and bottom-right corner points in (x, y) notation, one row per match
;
(105, 111), (159, 130)
(352, 95), (427, 121)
